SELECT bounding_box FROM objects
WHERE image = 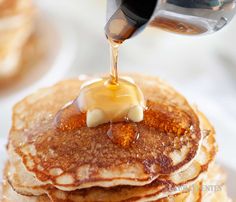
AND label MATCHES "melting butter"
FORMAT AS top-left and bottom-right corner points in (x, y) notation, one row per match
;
(77, 77), (145, 127)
